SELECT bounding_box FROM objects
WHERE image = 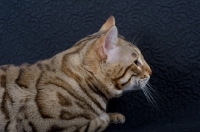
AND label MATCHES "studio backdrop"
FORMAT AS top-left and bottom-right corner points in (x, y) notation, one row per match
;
(0, 0), (200, 132)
